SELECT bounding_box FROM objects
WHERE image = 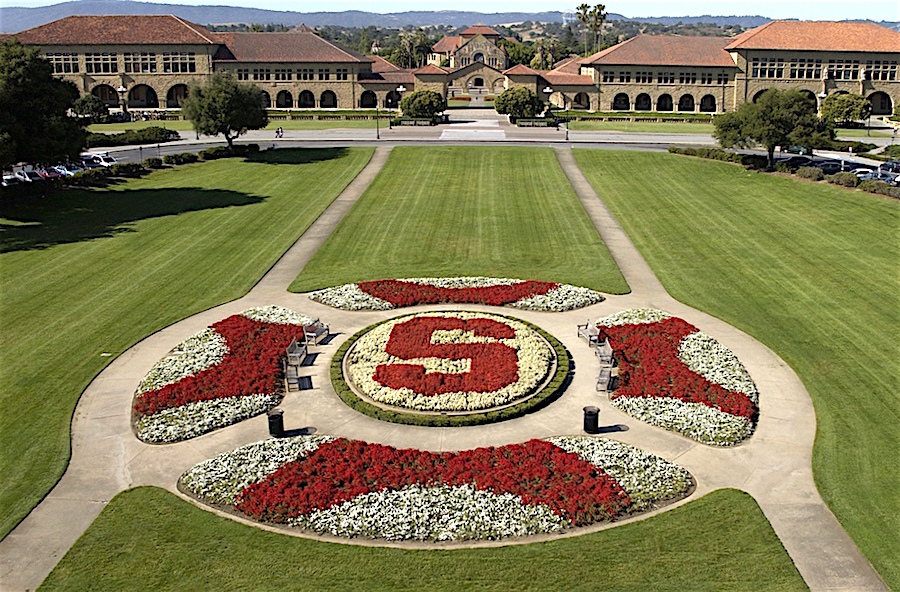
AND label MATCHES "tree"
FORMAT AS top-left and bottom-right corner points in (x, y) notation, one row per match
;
(588, 4), (607, 54)
(576, 3), (590, 56)
(495, 86), (544, 122)
(72, 94), (109, 123)
(821, 93), (872, 127)
(714, 89), (832, 168)
(399, 89), (445, 119)
(0, 39), (85, 171)
(180, 72), (268, 149)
